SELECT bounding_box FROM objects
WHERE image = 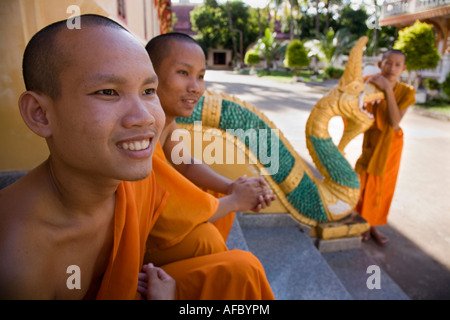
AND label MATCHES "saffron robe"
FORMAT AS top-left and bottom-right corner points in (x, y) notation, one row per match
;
(96, 172), (169, 299)
(355, 79), (415, 226)
(162, 249), (275, 300)
(145, 142), (233, 266)
(96, 171), (274, 300)
(147, 142), (219, 250)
